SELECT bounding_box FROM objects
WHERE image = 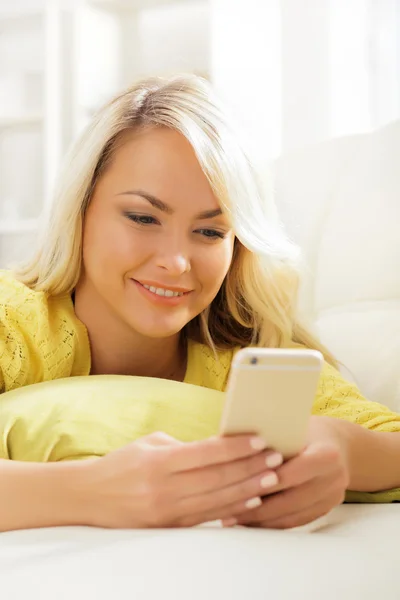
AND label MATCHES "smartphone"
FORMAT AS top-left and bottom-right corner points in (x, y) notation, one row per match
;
(219, 347), (324, 459)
